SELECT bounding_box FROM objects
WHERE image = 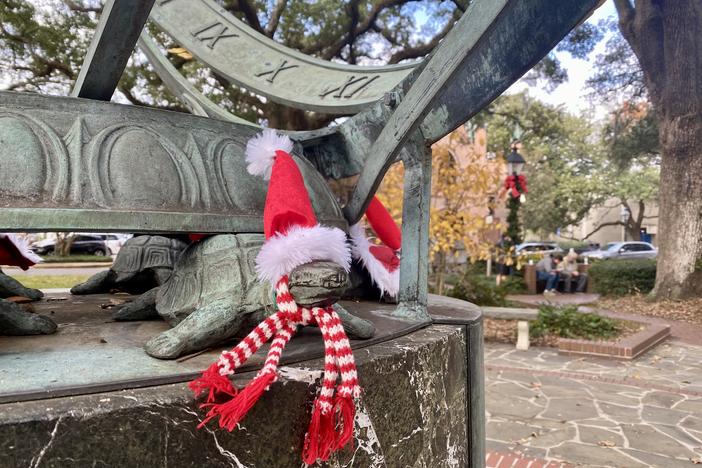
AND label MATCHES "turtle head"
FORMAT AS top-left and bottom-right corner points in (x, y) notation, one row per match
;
(288, 261), (349, 307)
